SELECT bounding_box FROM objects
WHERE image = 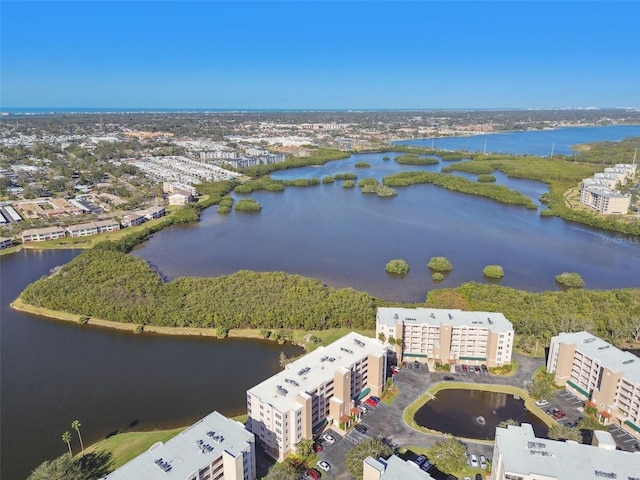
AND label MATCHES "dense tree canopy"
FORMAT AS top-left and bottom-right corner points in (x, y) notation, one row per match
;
(345, 438), (393, 479)
(20, 250), (379, 331)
